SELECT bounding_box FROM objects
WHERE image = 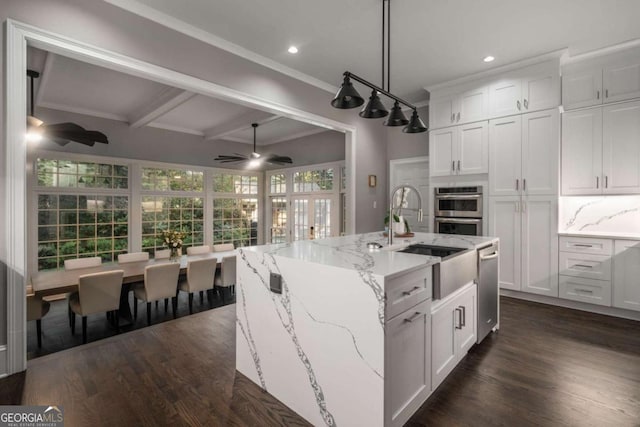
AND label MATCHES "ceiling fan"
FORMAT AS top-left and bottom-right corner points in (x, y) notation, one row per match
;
(26, 69), (109, 146)
(214, 122), (293, 166)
